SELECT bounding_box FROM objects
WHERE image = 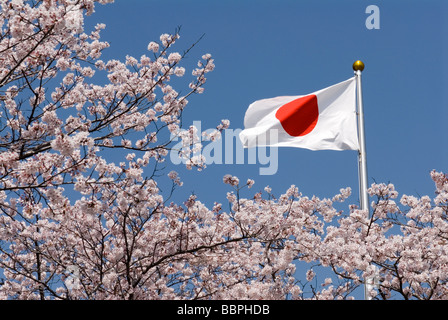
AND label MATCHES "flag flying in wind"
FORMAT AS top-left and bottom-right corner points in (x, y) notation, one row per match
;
(239, 77), (360, 151)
